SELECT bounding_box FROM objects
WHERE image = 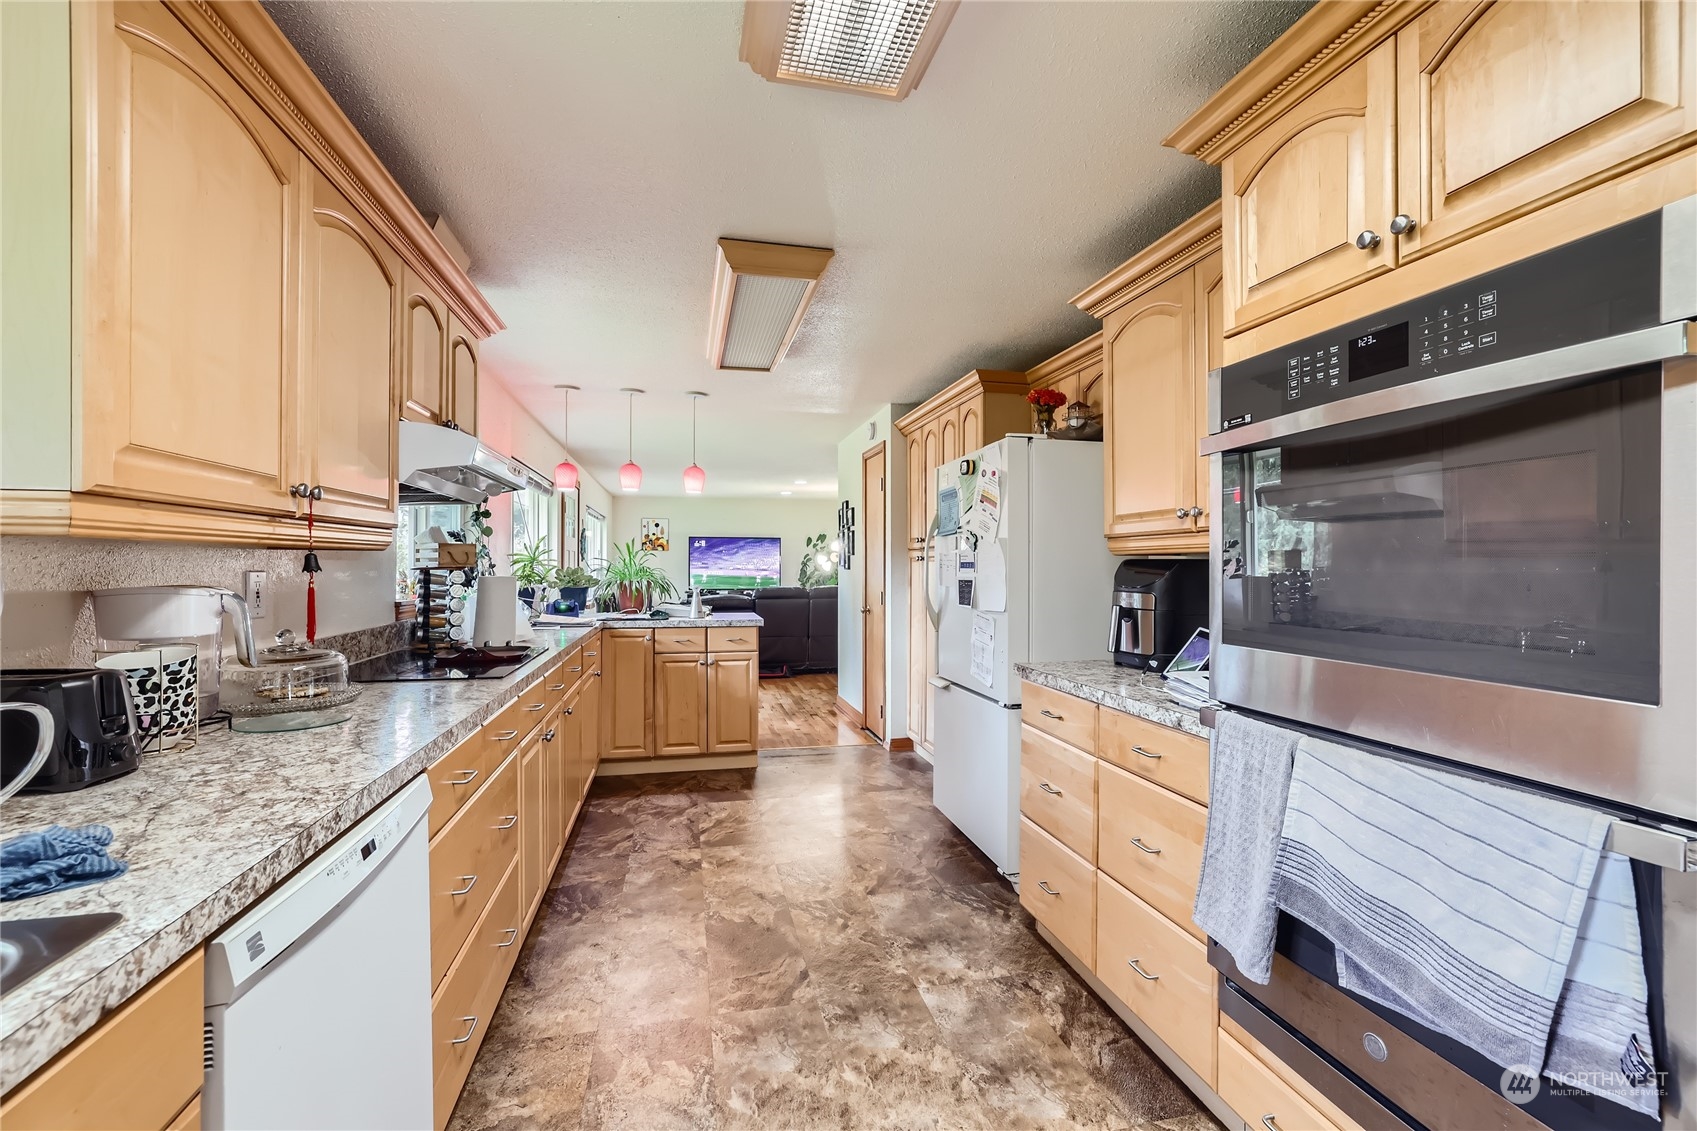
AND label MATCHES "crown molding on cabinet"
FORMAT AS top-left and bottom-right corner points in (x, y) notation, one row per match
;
(1024, 332), (1103, 386)
(1070, 202), (1222, 321)
(174, 2), (503, 338)
(1161, 0), (1427, 164)
(894, 369), (1028, 434)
